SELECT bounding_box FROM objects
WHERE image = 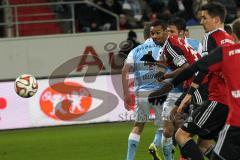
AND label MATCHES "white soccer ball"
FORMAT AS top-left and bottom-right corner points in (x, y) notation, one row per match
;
(15, 74), (38, 98)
